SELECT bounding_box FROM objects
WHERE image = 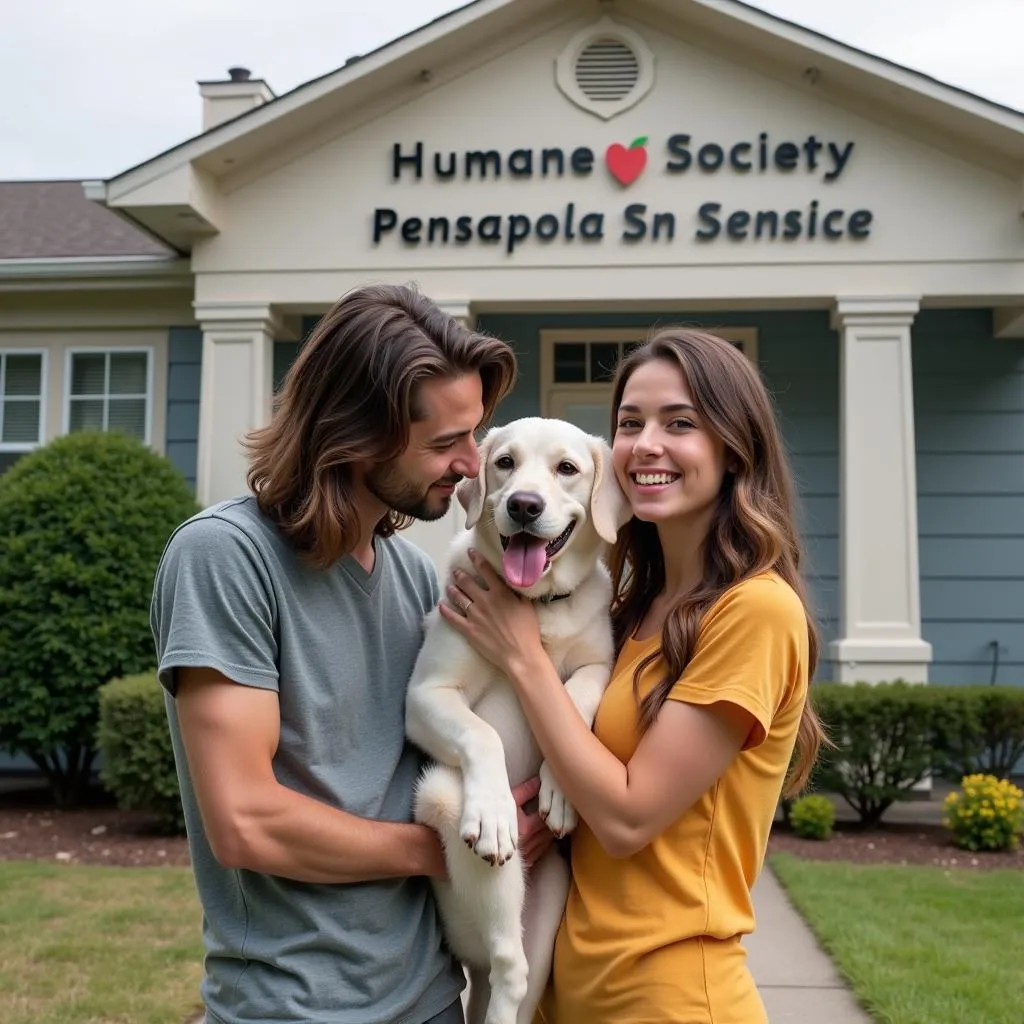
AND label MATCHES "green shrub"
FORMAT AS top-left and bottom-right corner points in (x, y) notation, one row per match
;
(0, 431), (199, 806)
(810, 681), (937, 827)
(97, 672), (184, 834)
(803, 682), (1024, 828)
(930, 686), (1024, 782)
(943, 773), (1024, 853)
(789, 793), (836, 840)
